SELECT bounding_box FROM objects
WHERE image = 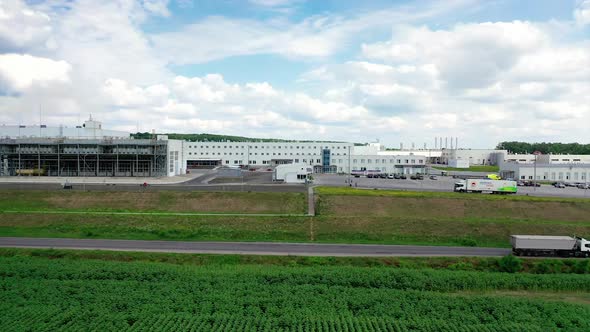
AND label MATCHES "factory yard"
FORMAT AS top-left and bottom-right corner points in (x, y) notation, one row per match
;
(314, 173), (590, 198)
